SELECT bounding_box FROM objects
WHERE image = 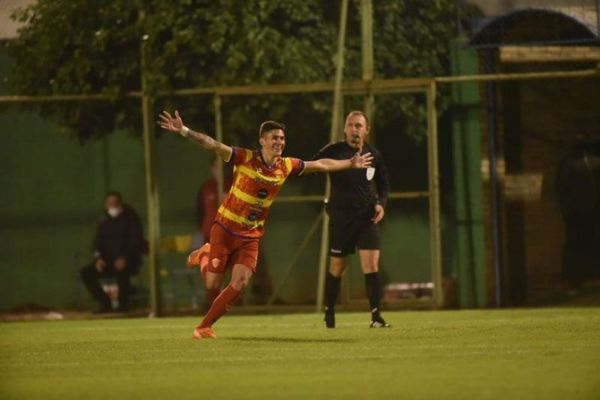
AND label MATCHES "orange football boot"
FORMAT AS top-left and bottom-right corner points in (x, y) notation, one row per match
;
(187, 243), (211, 280)
(192, 326), (217, 340)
